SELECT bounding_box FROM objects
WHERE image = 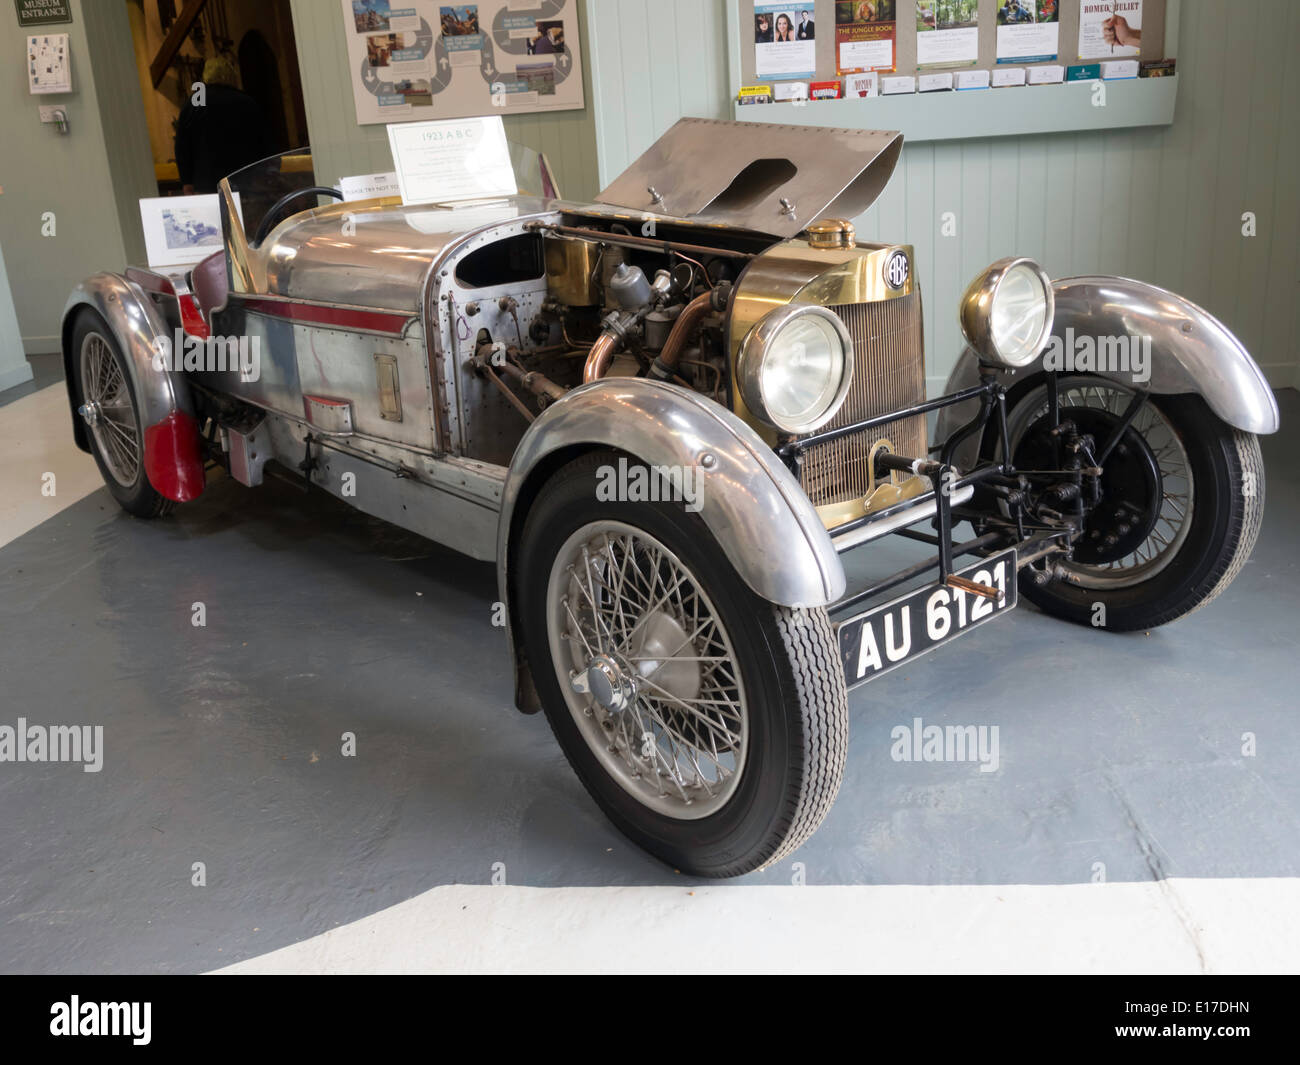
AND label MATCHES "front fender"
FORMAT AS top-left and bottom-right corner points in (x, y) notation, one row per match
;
(935, 275), (1280, 468)
(63, 272), (204, 501)
(497, 378), (845, 711)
